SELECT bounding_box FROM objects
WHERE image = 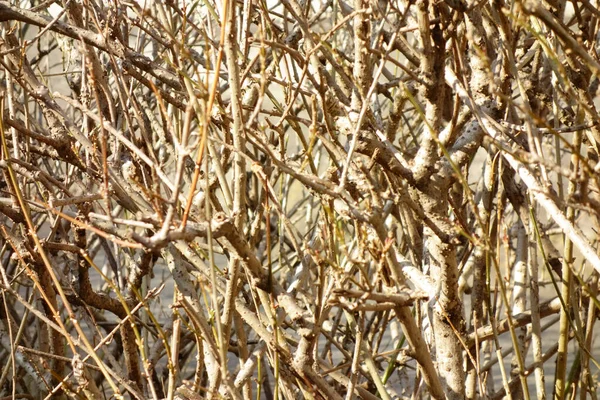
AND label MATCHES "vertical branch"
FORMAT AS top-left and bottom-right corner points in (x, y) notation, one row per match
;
(465, 153), (496, 399)
(225, 0), (247, 231)
(554, 128), (581, 399)
(412, 0), (465, 397)
(510, 220), (528, 400)
(218, 0), (248, 391)
(527, 201), (545, 399)
(580, 272), (598, 400)
(412, 0), (446, 180)
(351, 0), (371, 110)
